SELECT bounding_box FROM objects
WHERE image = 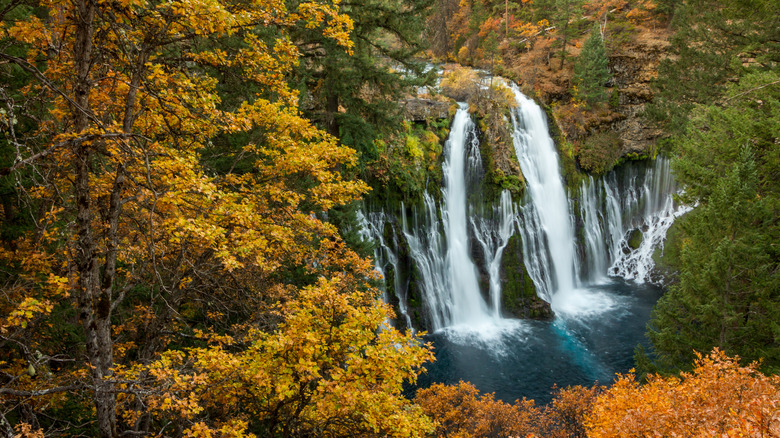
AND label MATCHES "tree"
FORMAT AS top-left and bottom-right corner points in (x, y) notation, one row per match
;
(0, 0), (434, 435)
(587, 349), (780, 437)
(532, 0), (583, 70)
(120, 274), (435, 437)
(646, 0), (780, 133)
(573, 26), (611, 105)
(644, 73), (780, 374)
(415, 381), (541, 438)
(292, 0), (435, 164)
